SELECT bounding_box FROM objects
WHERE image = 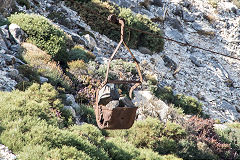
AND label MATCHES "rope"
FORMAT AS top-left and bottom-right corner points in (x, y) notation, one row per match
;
(68, 0), (240, 61)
